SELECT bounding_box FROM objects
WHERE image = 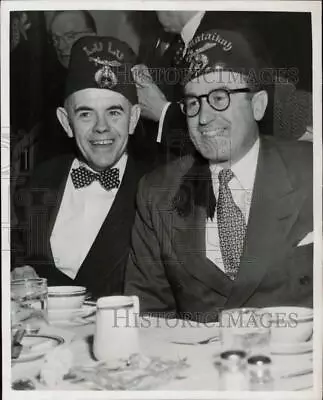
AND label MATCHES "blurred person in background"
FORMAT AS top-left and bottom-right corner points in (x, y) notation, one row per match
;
(50, 10), (97, 69)
(36, 11), (97, 165)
